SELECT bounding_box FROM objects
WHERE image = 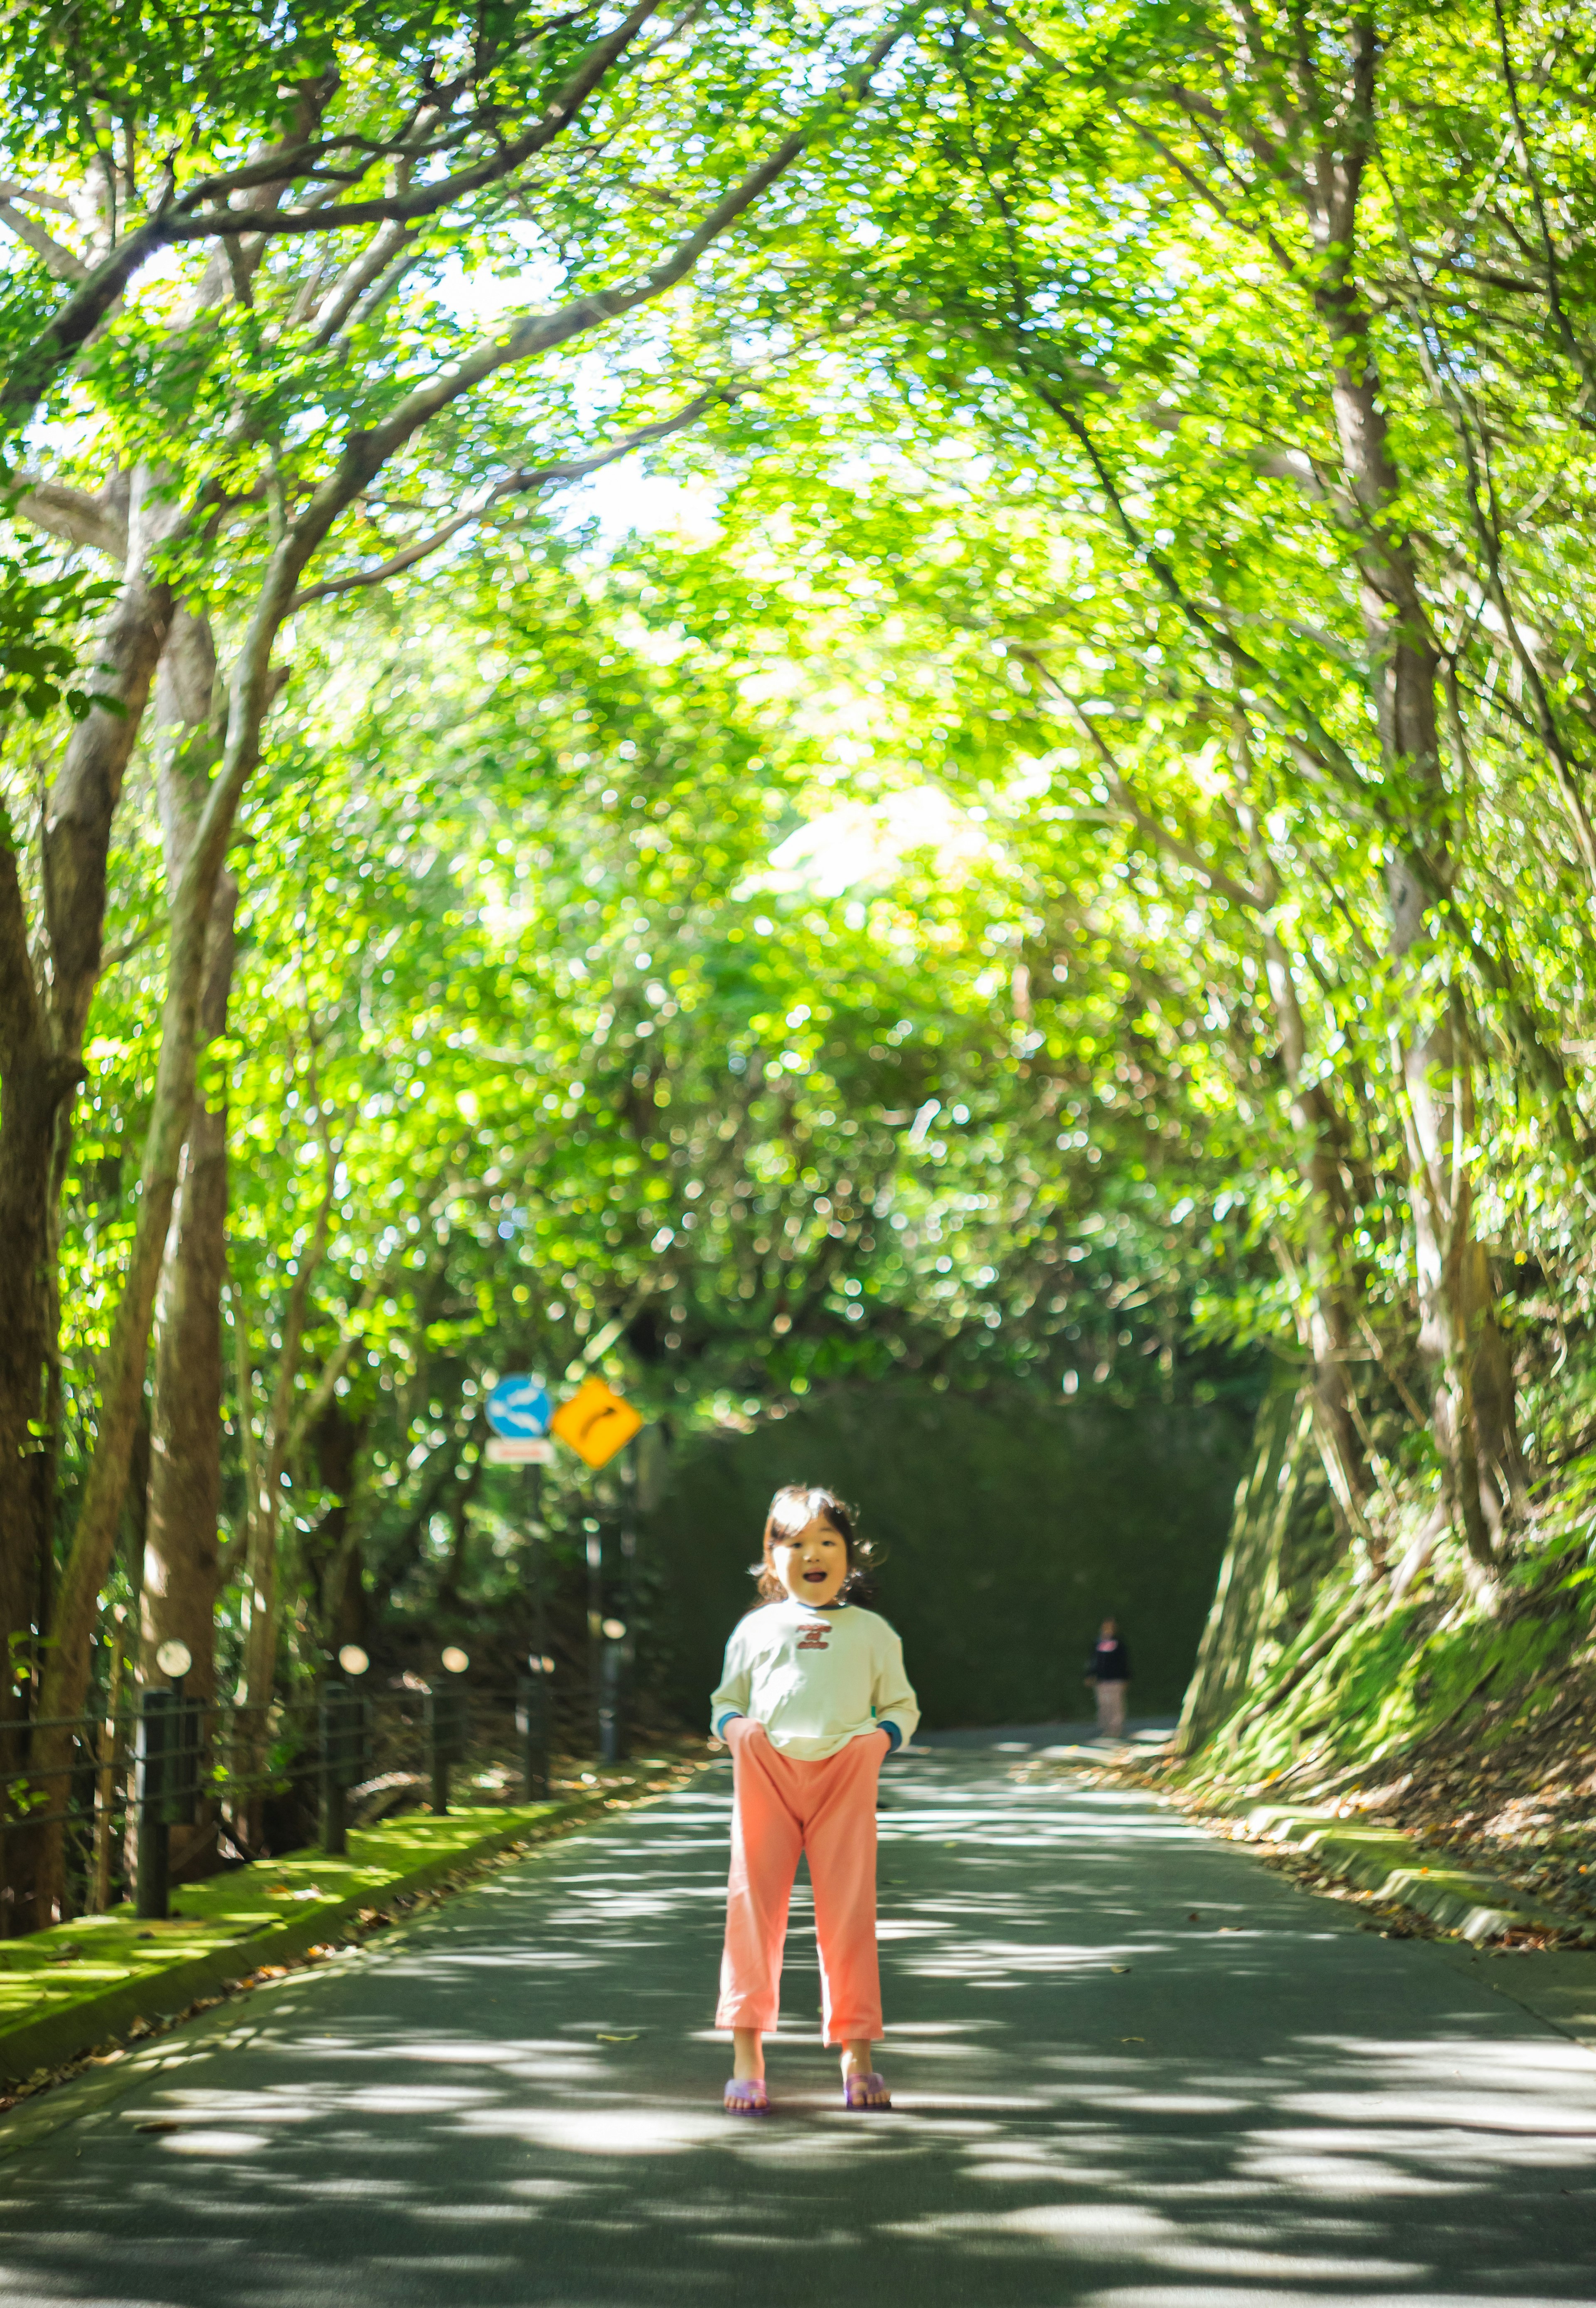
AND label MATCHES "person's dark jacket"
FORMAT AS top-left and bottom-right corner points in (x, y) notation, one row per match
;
(1088, 1636), (1130, 1684)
